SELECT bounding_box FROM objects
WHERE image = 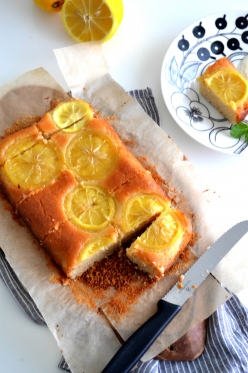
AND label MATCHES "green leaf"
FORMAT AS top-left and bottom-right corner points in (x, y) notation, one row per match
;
(230, 123), (248, 139)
